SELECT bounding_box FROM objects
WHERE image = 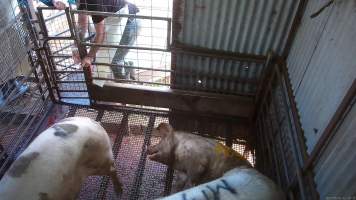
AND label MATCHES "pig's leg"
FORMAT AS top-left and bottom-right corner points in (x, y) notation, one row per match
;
(92, 159), (123, 194)
(108, 160), (123, 195)
(175, 172), (188, 192)
(186, 159), (208, 186)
